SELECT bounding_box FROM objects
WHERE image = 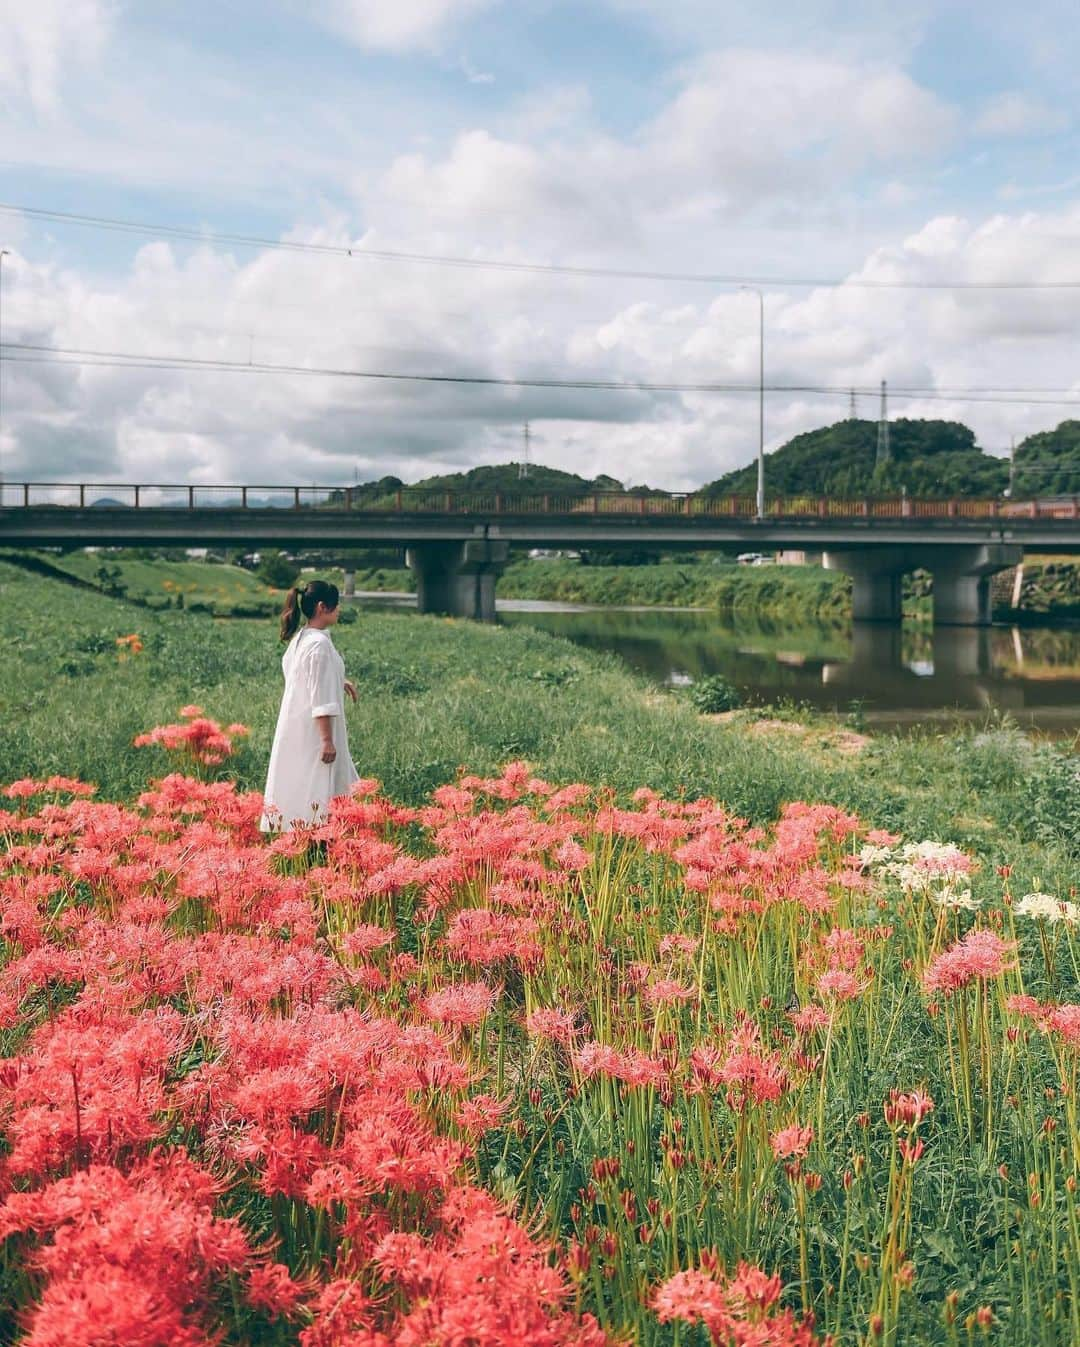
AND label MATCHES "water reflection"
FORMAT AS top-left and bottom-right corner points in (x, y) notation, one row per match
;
(349, 593), (1080, 732)
(495, 607), (1080, 731)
